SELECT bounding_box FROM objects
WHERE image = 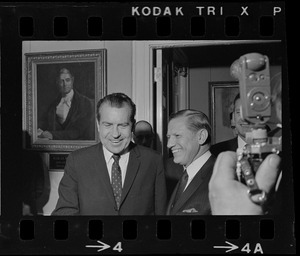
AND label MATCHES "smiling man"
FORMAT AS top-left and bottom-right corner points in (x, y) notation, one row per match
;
(210, 93), (254, 157)
(166, 109), (216, 215)
(52, 93), (167, 215)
